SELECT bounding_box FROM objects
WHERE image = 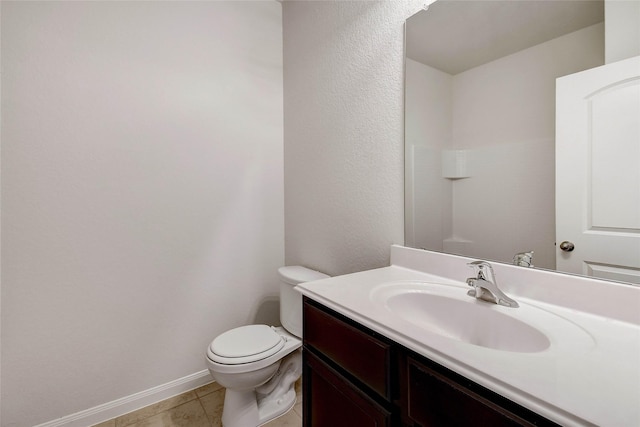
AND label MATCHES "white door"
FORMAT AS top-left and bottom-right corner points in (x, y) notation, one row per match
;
(556, 55), (640, 285)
